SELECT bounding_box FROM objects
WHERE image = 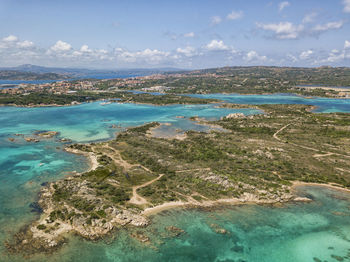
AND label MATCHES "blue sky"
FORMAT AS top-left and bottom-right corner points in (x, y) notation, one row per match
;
(0, 0), (350, 69)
